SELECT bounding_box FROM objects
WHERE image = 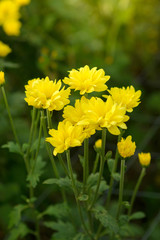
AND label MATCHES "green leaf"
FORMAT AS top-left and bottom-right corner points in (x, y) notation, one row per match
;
(73, 233), (90, 240)
(91, 179), (109, 196)
(27, 156), (46, 188)
(87, 173), (99, 188)
(119, 215), (129, 226)
(44, 221), (76, 240)
(8, 204), (27, 229)
(122, 201), (130, 209)
(30, 137), (45, 152)
(43, 177), (72, 189)
(78, 194), (89, 201)
(107, 159), (115, 173)
(40, 203), (70, 219)
(112, 173), (120, 181)
(2, 141), (22, 155)
(8, 223), (30, 240)
(129, 211), (146, 221)
(120, 223), (144, 237)
(22, 143), (29, 153)
(93, 206), (119, 234)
